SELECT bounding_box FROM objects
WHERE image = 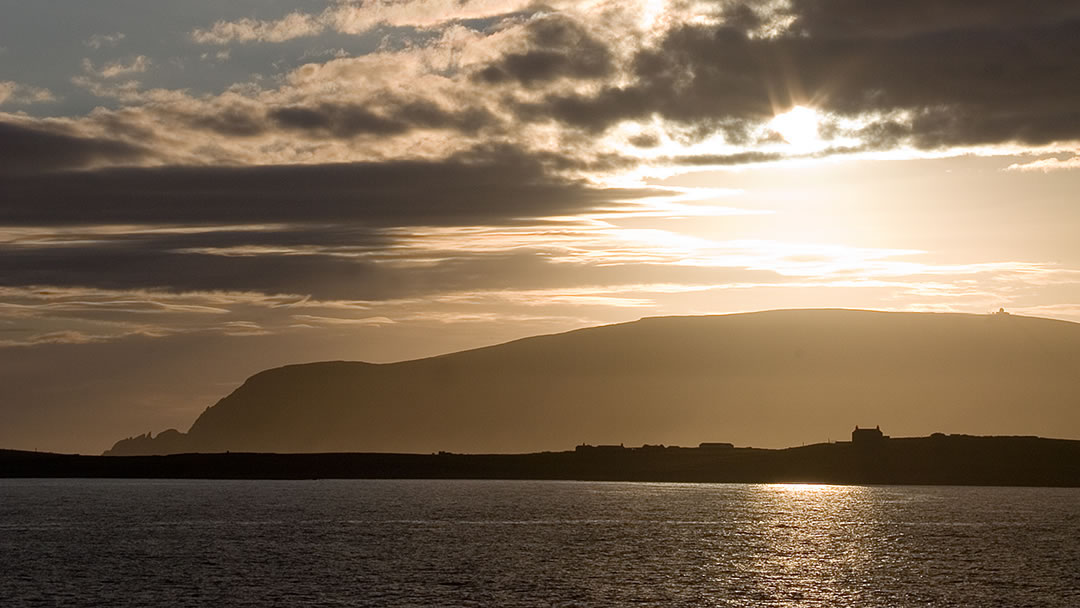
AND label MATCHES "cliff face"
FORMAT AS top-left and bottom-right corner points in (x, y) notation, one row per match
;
(105, 309), (1080, 455)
